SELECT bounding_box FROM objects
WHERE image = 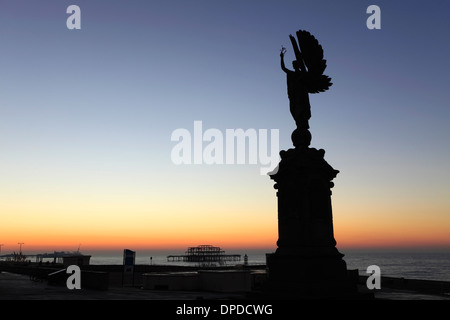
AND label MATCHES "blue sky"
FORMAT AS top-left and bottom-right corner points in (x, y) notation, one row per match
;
(0, 0), (449, 250)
